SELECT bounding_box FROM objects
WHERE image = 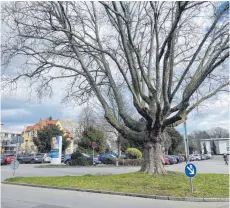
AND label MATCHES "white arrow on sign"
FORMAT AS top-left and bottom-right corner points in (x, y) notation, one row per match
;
(186, 165), (194, 175)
